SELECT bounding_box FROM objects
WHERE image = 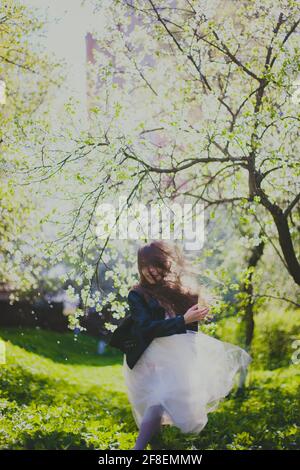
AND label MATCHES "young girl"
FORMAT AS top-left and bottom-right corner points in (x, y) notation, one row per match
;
(122, 240), (252, 450)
